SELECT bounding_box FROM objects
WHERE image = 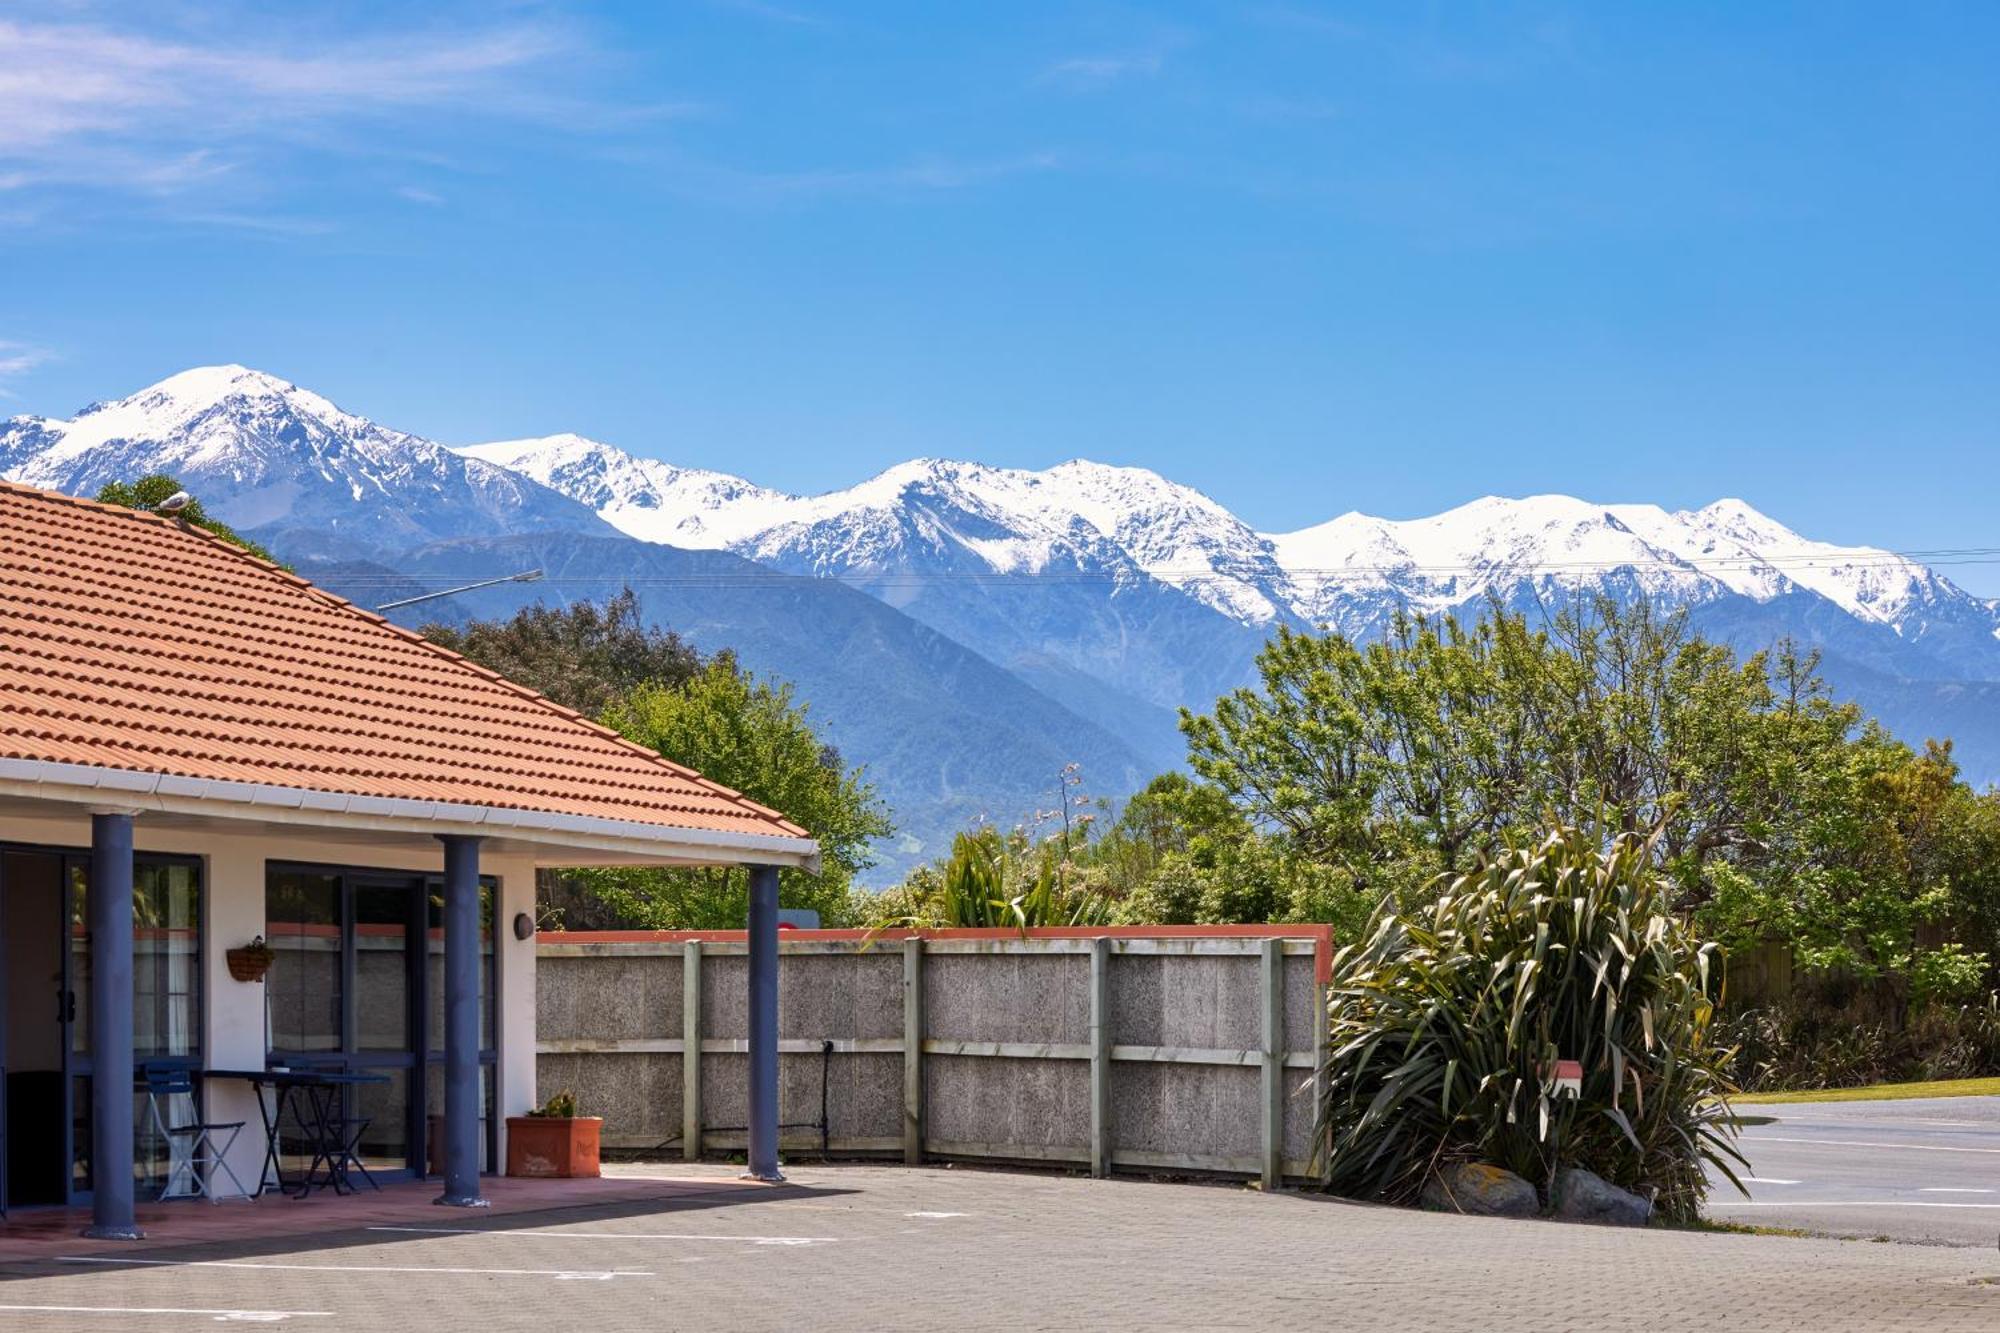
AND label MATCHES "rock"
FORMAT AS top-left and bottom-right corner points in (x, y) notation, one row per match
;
(1420, 1162), (1540, 1218)
(1552, 1167), (1653, 1226)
